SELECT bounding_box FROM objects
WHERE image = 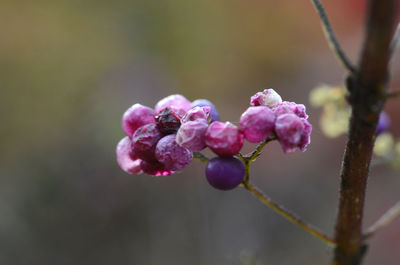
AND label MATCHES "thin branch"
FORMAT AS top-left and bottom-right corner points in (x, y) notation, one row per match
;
(390, 23), (400, 60)
(243, 181), (336, 246)
(363, 201), (400, 240)
(193, 152), (210, 162)
(310, 0), (357, 75)
(243, 135), (276, 161)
